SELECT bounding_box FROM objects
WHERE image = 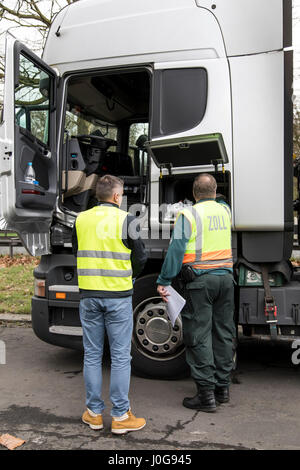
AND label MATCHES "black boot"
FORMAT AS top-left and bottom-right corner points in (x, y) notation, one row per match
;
(183, 385), (217, 412)
(215, 386), (230, 404)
